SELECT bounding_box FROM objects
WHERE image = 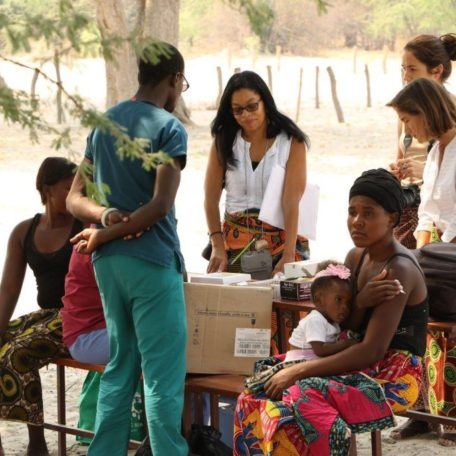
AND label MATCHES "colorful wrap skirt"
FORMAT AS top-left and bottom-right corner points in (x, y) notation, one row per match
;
(223, 211), (309, 272)
(234, 350), (422, 456)
(423, 327), (456, 419)
(0, 308), (68, 425)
